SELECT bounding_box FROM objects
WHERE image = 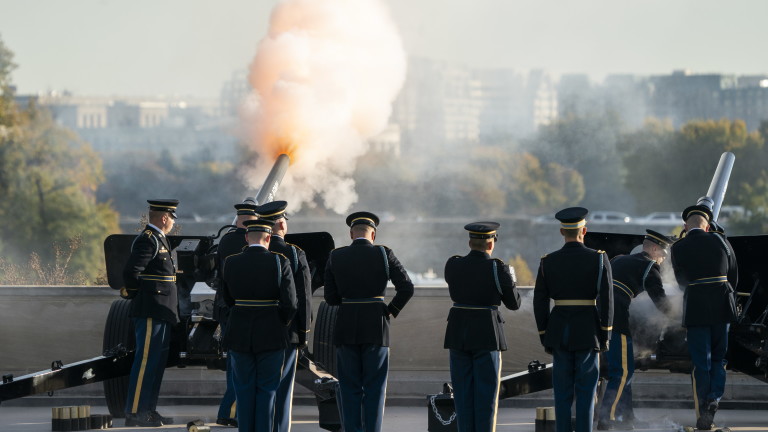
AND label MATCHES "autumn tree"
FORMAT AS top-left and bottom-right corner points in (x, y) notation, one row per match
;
(620, 118), (768, 234)
(0, 36), (119, 283)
